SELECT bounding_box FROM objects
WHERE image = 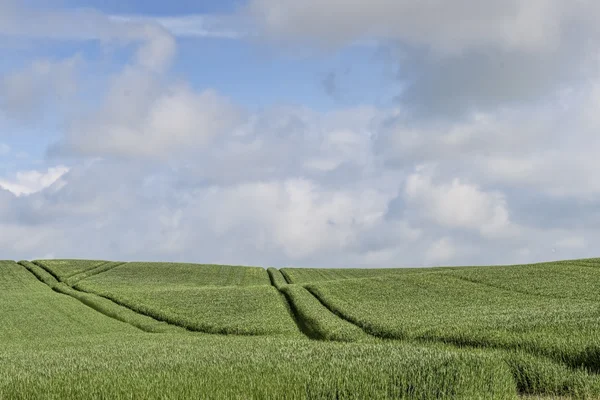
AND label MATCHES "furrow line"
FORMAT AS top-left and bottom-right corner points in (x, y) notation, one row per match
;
(303, 285), (375, 338)
(31, 260), (62, 282)
(71, 285), (273, 337)
(280, 285), (368, 341)
(280, 269), (293, 284)
(18, 261), (181, 334)
(63, 261), (111, 279)
(66, 261), (128, 285)
(266, 268), (315, 339)
(267, 267), (287, 289)
(304, 280), (600, 374)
